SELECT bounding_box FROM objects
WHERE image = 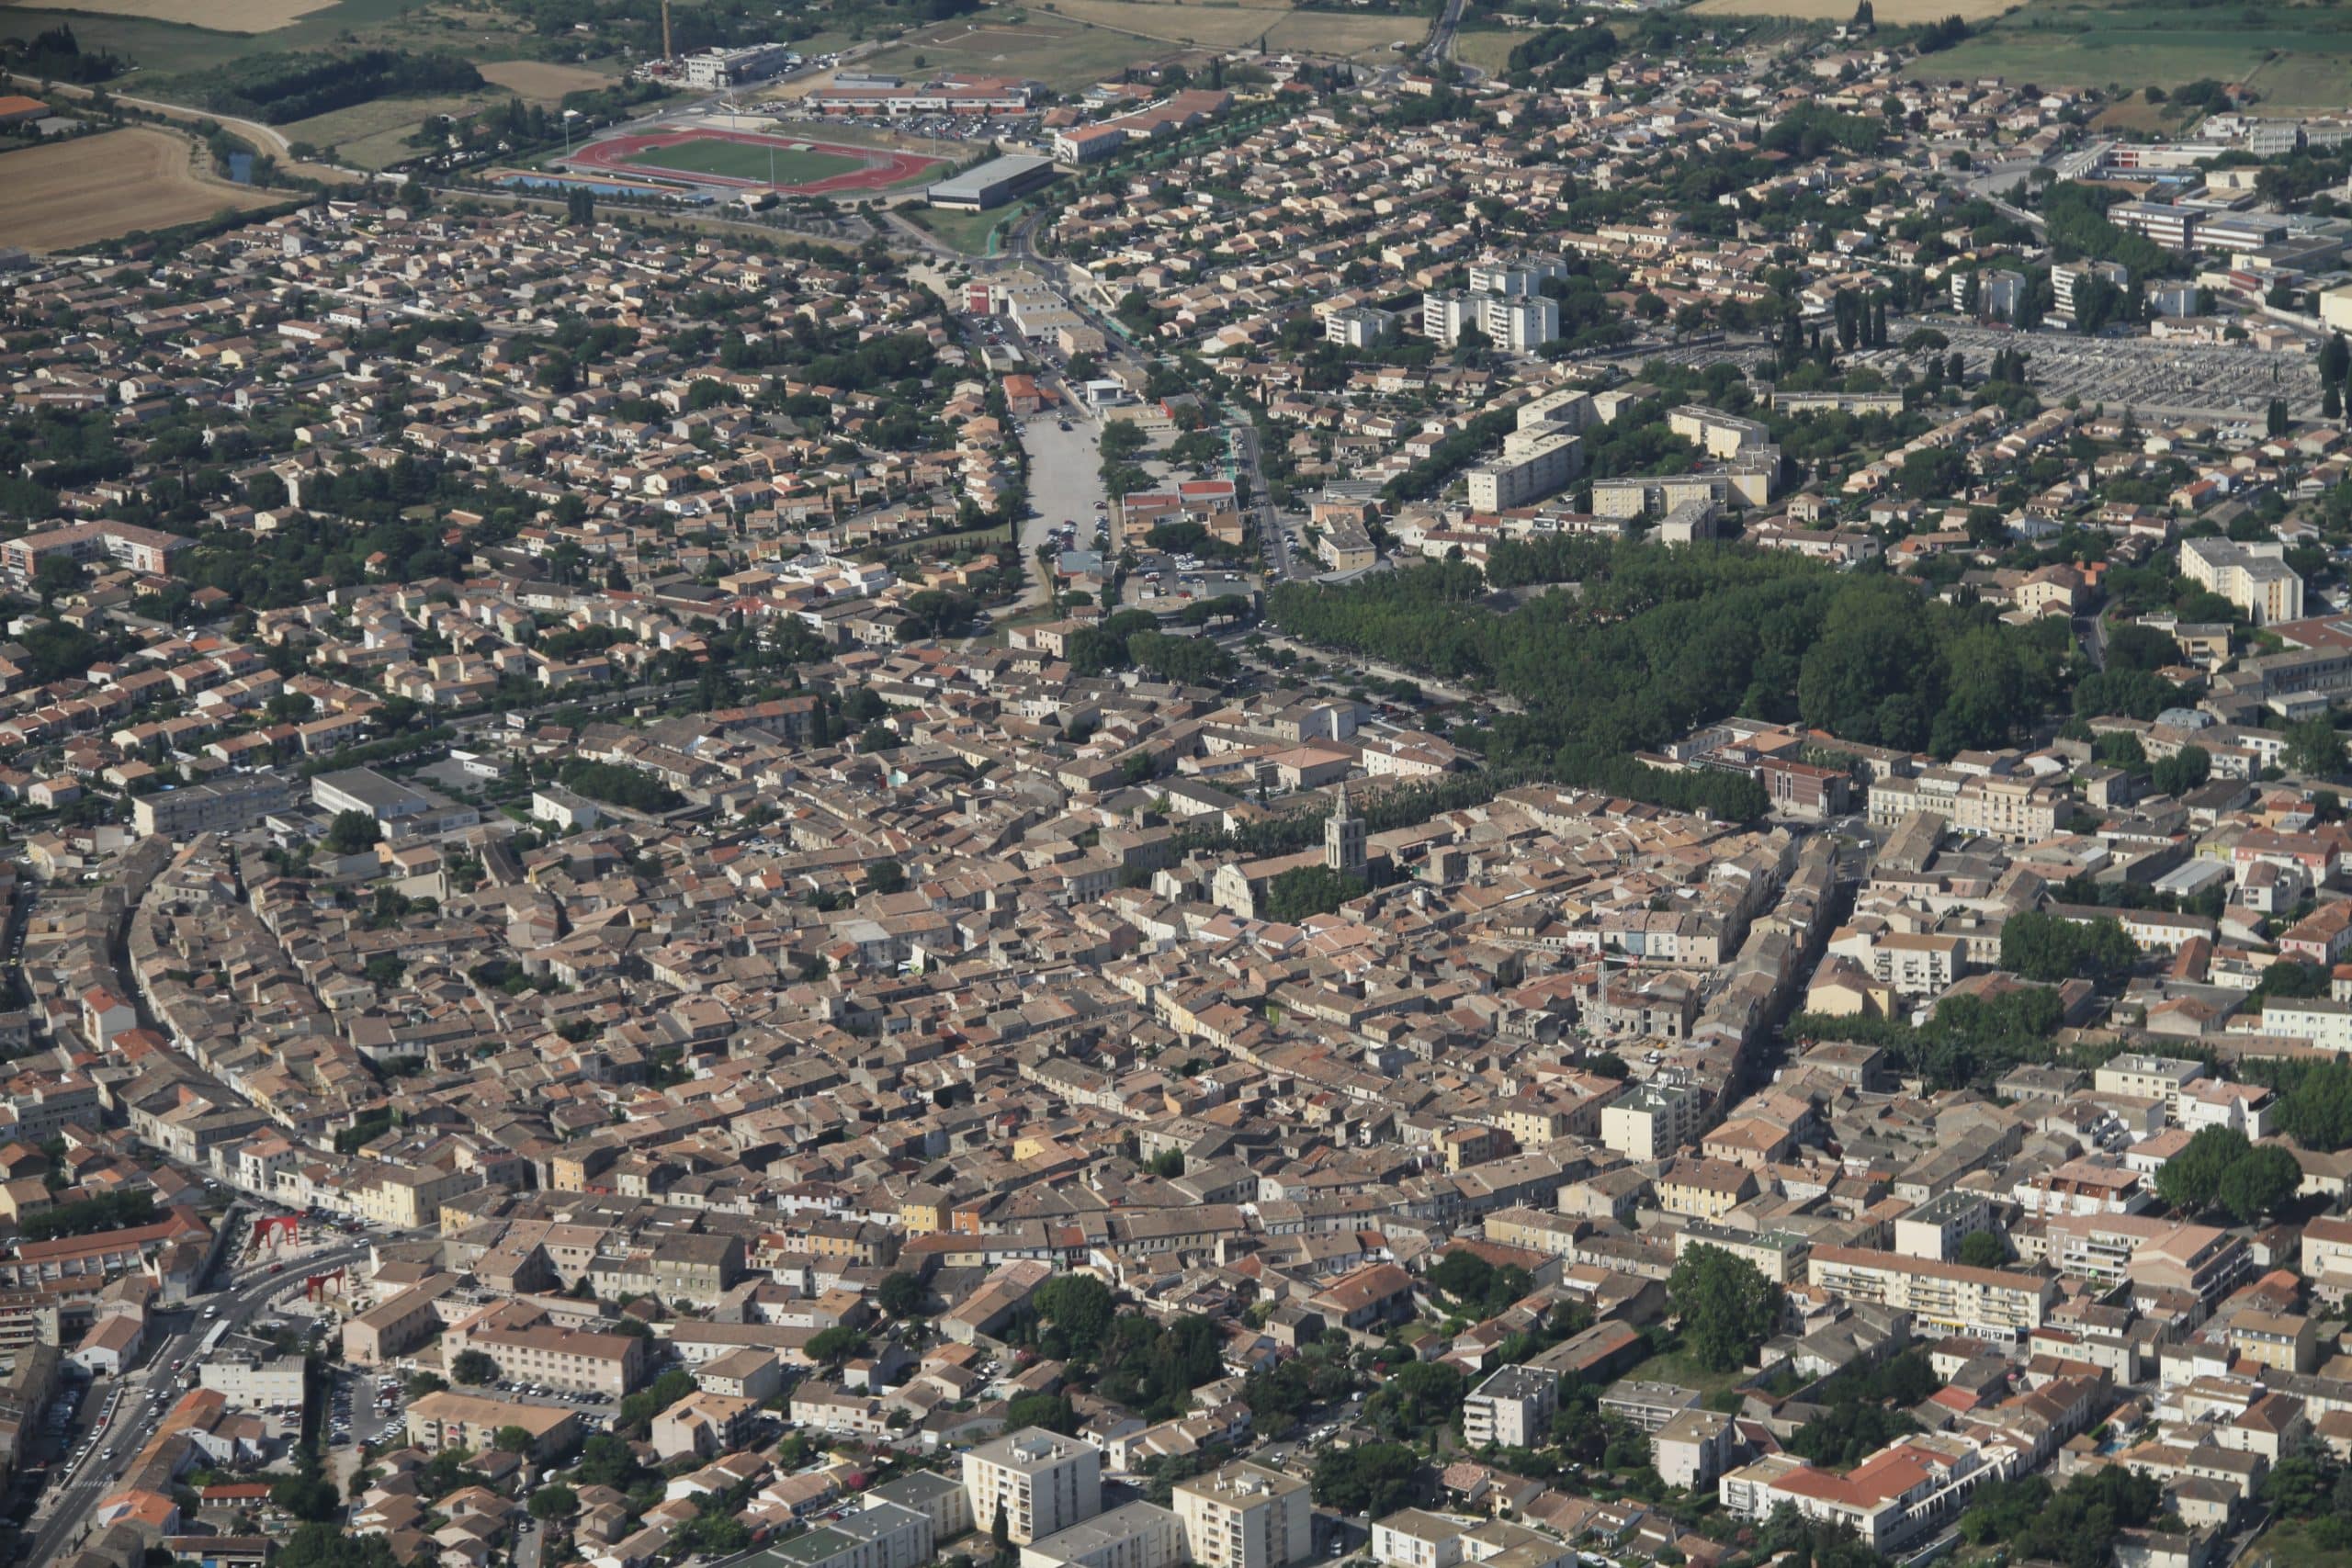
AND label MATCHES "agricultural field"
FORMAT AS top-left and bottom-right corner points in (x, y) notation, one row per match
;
(1692, 0), (2020, 18)
(821, 12), (1163, 92)
(0, 124), (280, 250)
(1042, 0), (1427, 59)
(475, 58), (614, 96)
(1900, 0), (2352, 106)
(0, 0), (440, 78)
(0, 0), (615, 85)
(2086, 88), (2179, 133)
(6, 0), (332, 31)
(813, 0), (1426, 91)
